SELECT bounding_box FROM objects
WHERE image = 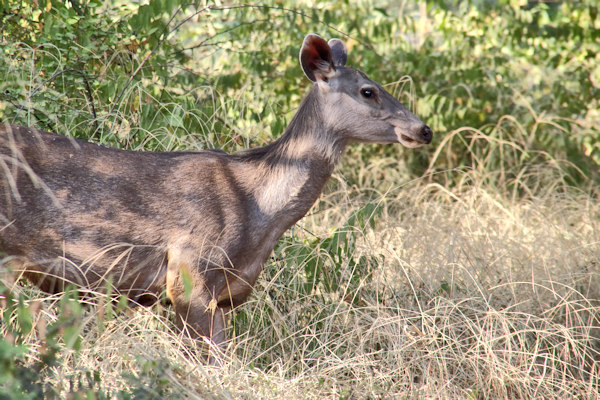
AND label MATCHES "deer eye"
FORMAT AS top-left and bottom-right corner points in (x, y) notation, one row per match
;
(361, 88), (375, 98)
